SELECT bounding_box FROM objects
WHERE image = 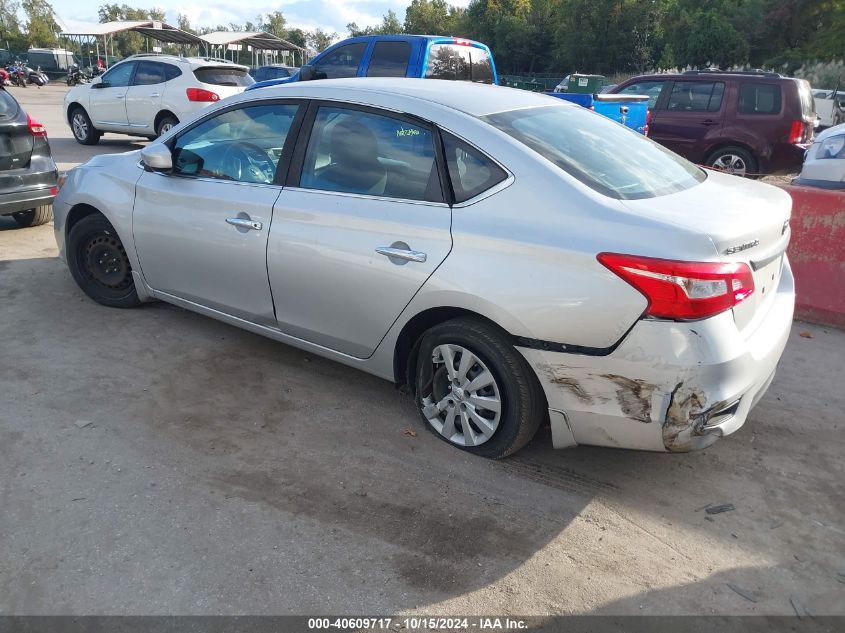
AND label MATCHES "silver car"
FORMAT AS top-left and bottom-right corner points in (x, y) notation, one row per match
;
(53, 79), (795, 458)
